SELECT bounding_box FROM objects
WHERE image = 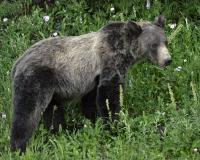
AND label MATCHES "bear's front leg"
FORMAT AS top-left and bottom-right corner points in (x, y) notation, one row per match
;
(107, 77), (121, 121)
(96, 71), (121, 124)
